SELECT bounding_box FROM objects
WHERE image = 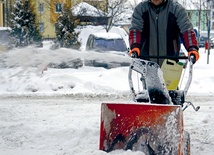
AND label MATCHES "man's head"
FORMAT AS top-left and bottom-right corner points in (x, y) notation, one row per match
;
(149, 0), (165, 6)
